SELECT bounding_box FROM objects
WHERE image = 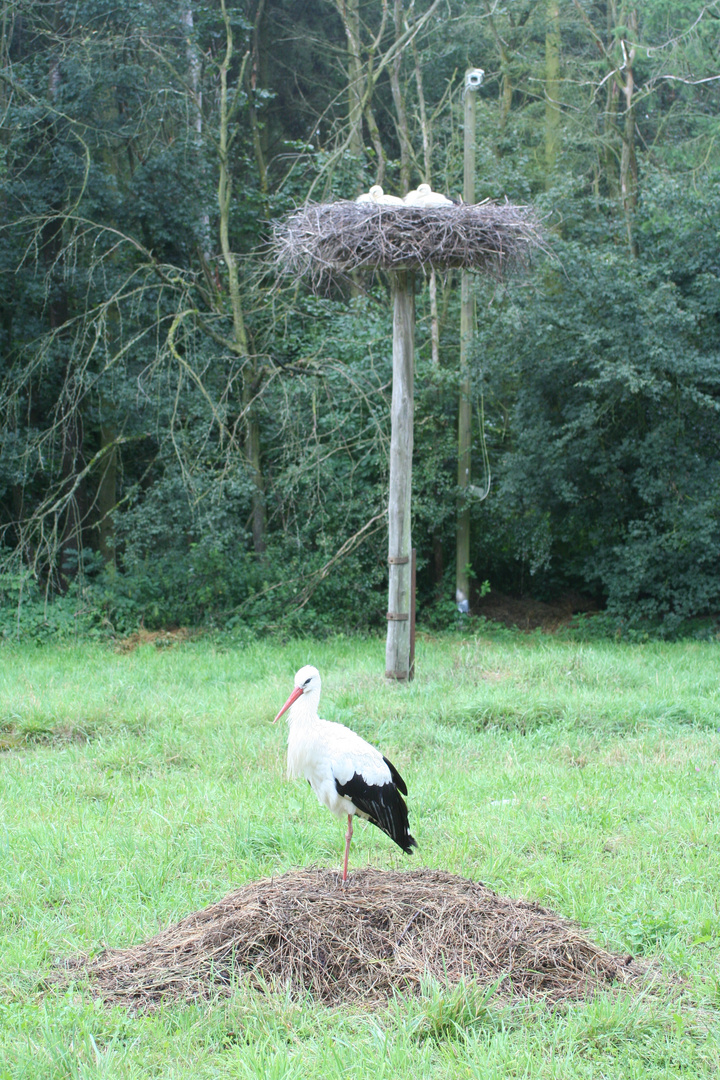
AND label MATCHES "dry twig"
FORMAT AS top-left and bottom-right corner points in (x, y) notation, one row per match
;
(274, 201), (543, 289)
(68, 868), (644, 1010)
